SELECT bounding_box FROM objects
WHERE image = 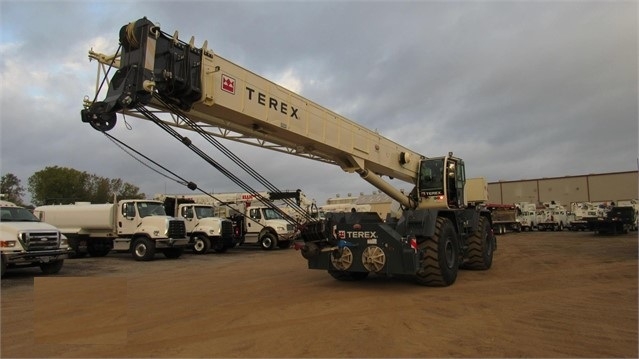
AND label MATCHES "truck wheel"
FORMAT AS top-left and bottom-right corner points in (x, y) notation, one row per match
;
(328, 270), (369, 281)
(163, 248), (183, 259)
(40, 260), (64, 275)
(192, 235), (211, 254)
(260, 233), (277, 250)
(132, 238), (155, 261)
(461, 216), (494, 270)
(87, 242), (112, 257)
(415, 217), (459, 287)
(213, 241), (228, 253)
